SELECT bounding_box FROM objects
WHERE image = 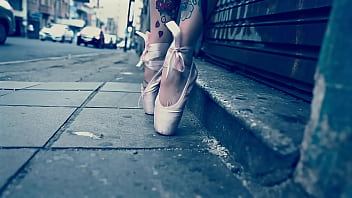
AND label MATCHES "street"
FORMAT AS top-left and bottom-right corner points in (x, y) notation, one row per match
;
(0, 37), (143, 83)
(0, 37), (109, 63)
